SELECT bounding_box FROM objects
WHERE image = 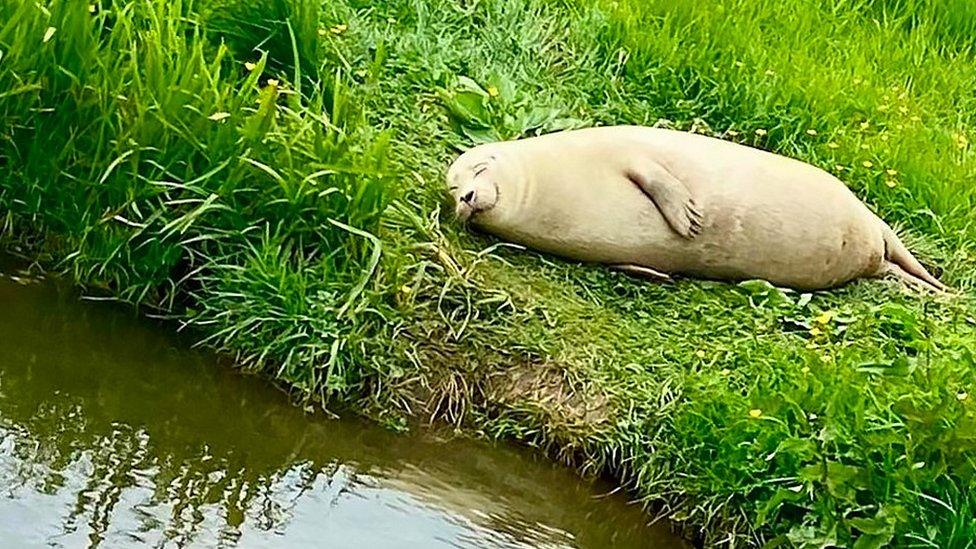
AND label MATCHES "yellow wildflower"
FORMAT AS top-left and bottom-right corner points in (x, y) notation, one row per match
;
(696, 350), (706, 359)
(859, 121), (870, 130)
(749, 409), (763, 418)
(814, 311), (833, 324)
(330, 24), (348, 35)
(806, 129), (818, 136)
(810, 327), (823, 336)
(885, 180), (897, 188)
(244, 61), (257, 71)
(487, 85), (500, 98)
(88, 5), (96, 13)
(828, 142), (839, 149)
(755, 128), (767, 136)
(801, 366), (811, 374)
(862, 160), (874, 168)
(886, 169), (898, 176)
